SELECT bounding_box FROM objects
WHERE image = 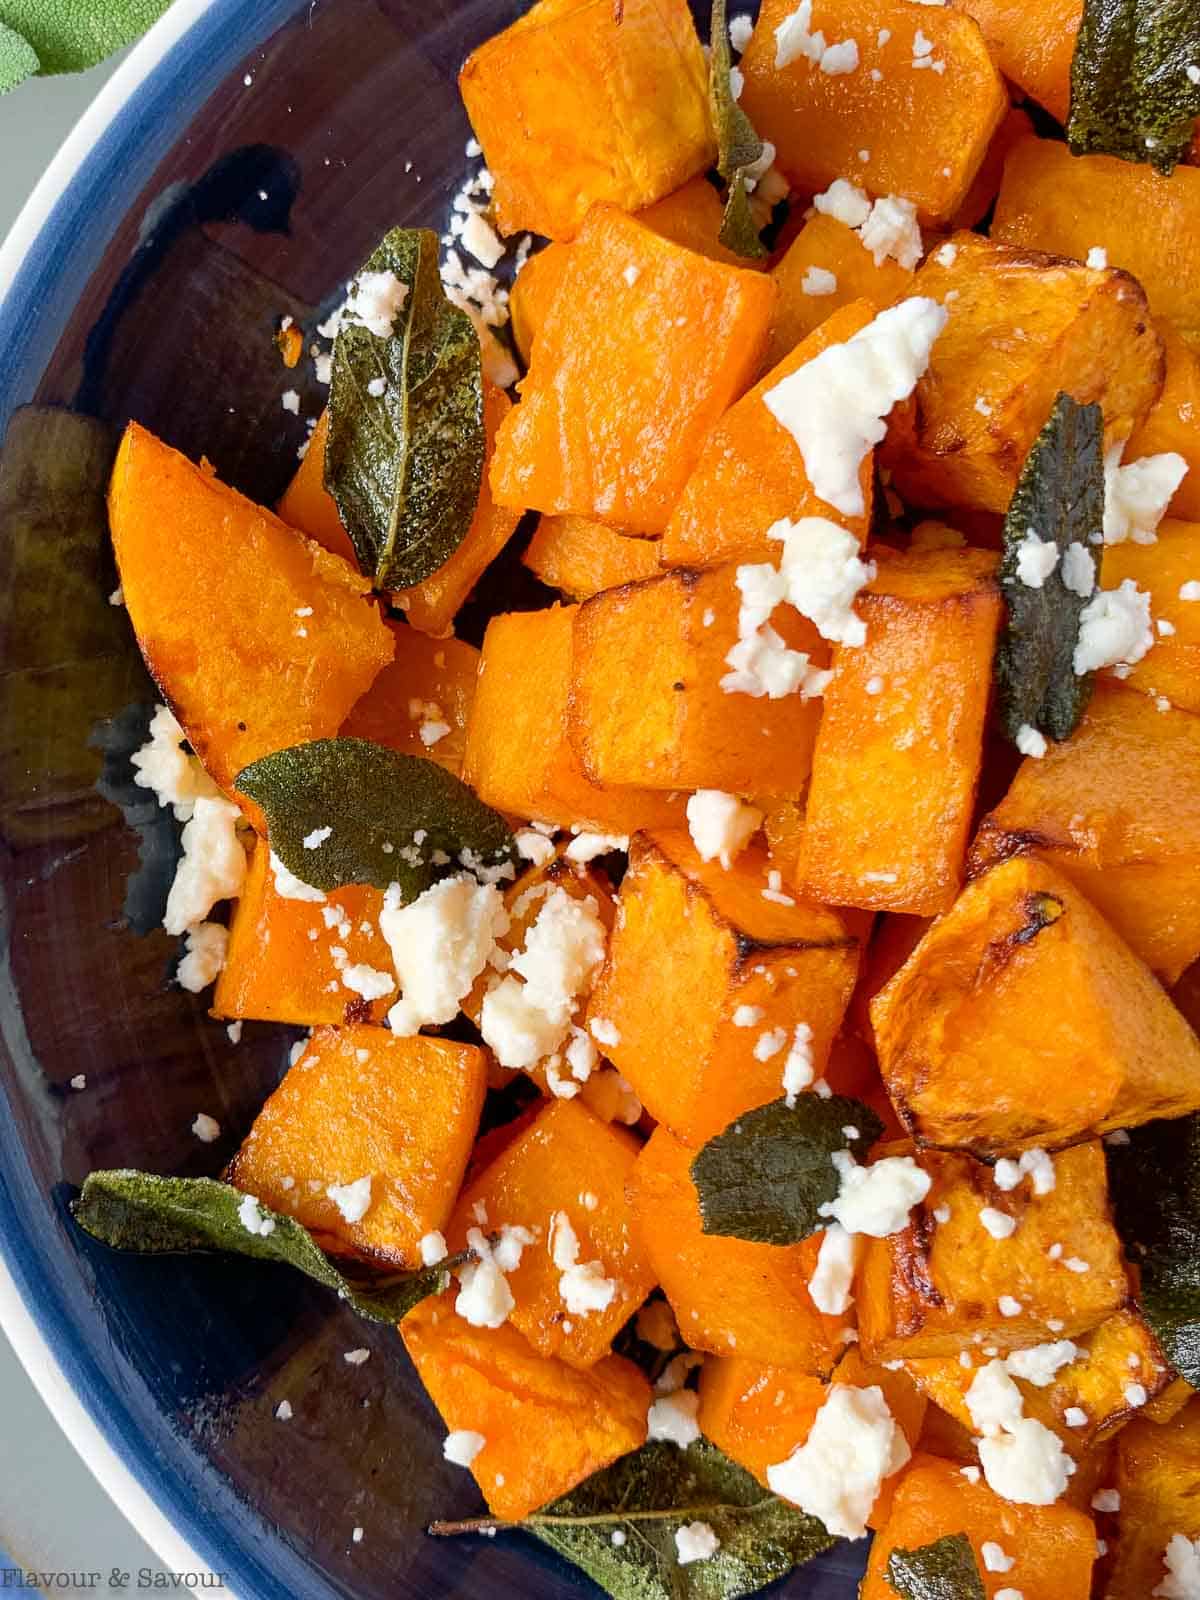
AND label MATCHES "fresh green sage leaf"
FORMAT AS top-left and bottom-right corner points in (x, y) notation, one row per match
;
(0, 19), (37, 91)
(431, 1439), (834, 1600)
(690, 1094), (884, 1245)
(235, 736), (516, 897)
(1068, 0), (1200, 175)
(994, 392), (1105, 747)
(0, 0), (171, 78)
(1108, 1111), (1200, 1386)
(886, 1533), (986, 1600)
(709, 0), (768, 261)
(719, 174), (769, 263)
(73, 1171), (464, 1323)
(325, 226), (485, 589)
